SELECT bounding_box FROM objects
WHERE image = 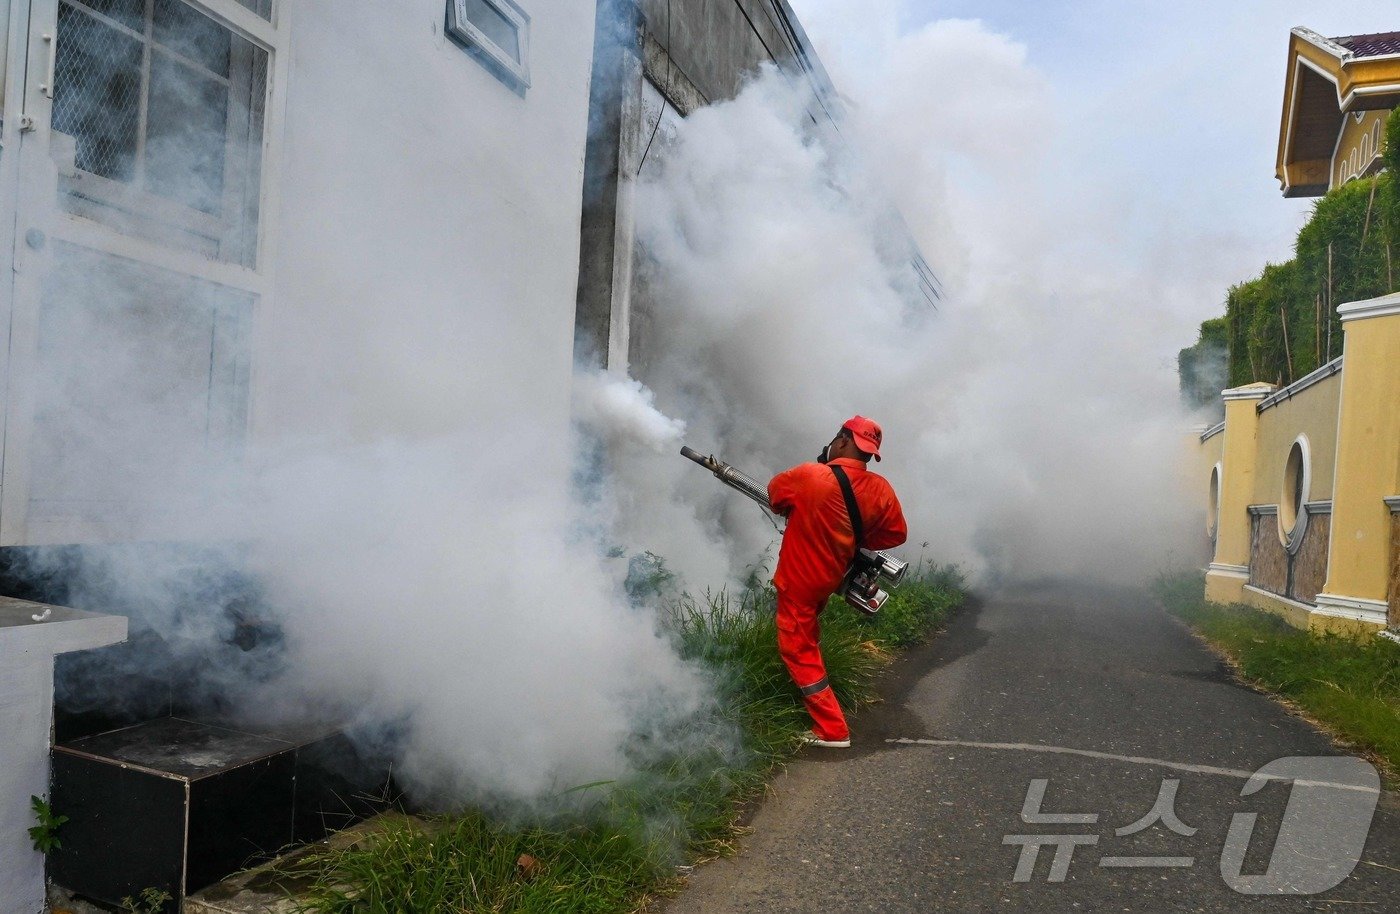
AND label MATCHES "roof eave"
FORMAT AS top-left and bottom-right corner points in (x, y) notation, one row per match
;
(1291, 27), (1353, 62)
